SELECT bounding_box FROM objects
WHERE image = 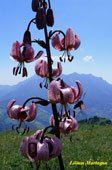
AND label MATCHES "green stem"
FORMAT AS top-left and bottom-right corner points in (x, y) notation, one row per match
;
(27, 18), (36, 31)
(43, 1), (65, 169)
(49, 30), (65, 39)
